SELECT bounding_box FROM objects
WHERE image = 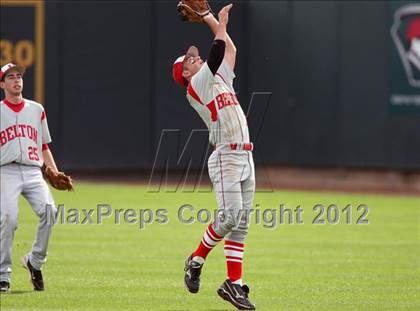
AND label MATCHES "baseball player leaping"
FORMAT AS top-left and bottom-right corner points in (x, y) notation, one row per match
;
(173, 4), (256, 310)
(0, 63), (73, 293)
